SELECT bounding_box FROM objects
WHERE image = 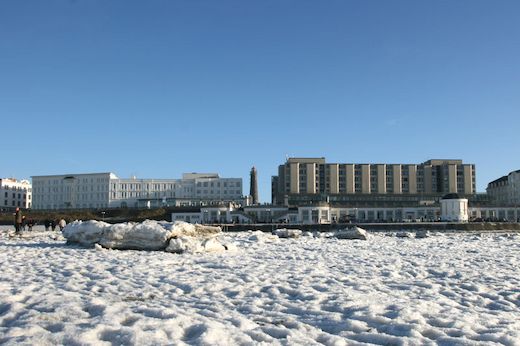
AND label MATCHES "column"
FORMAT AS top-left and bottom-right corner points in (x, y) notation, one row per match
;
(377, 164), (386, 194)
(346, 164), (355, 193)
(306, 163), (316, 194)
(393, 164), (402, 194)
(290, 162), (299, 194)
(448, 164), (457, 193)
(361, 164), (370, 194)
(408, 165), (417, 194)
(463, 165), (473, 194)
(424, 165), (433, 193)
(329, 164), (339, 194)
